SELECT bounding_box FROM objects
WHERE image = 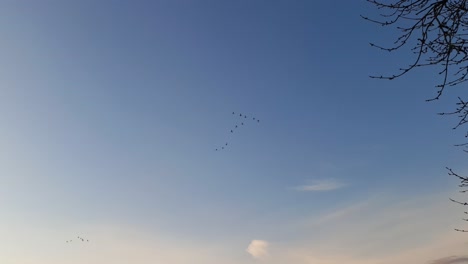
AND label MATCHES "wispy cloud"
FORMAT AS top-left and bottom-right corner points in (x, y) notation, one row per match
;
(293, 179), (345, 192)
(246, 240), (269, 260)
(308, 200), (371, 226)
(271, 190), (468, 264)
(431, 256), (468, 264)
